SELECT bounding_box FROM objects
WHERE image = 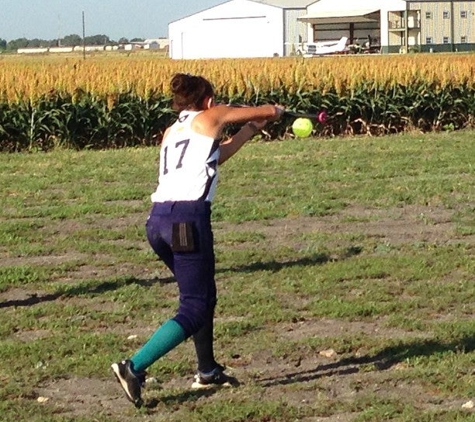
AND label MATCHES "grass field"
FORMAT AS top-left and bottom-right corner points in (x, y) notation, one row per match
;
(1, 130), (475, 421)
